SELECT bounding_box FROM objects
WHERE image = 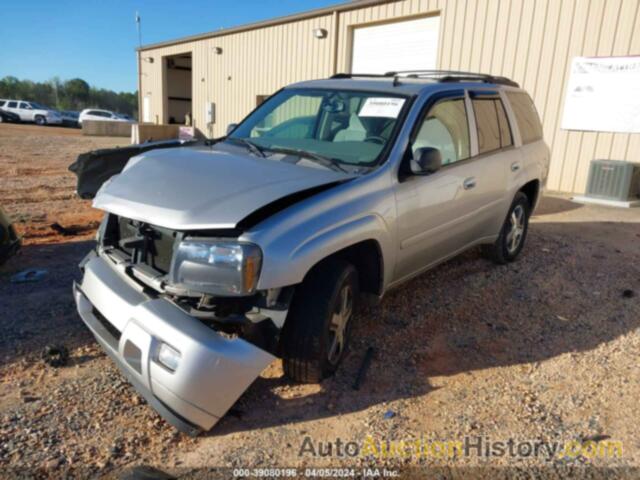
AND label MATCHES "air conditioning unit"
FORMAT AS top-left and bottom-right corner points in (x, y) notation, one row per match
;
(584, 160), (640, 204)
